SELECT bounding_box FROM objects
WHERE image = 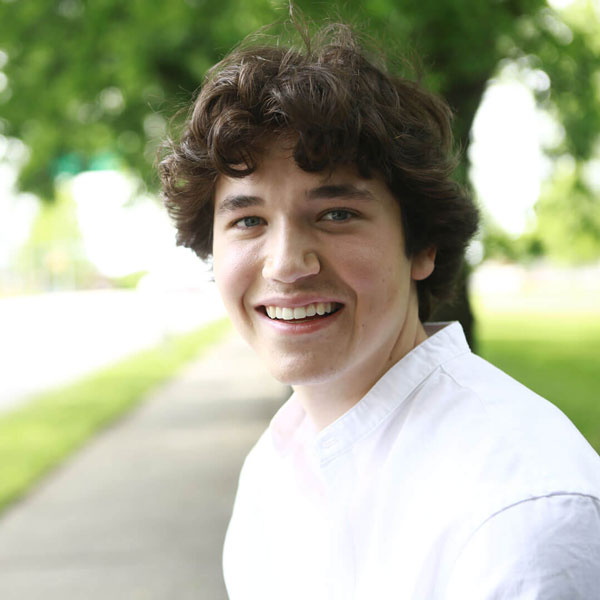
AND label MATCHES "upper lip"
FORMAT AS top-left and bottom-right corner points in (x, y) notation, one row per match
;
(254, 296), (344, 309)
